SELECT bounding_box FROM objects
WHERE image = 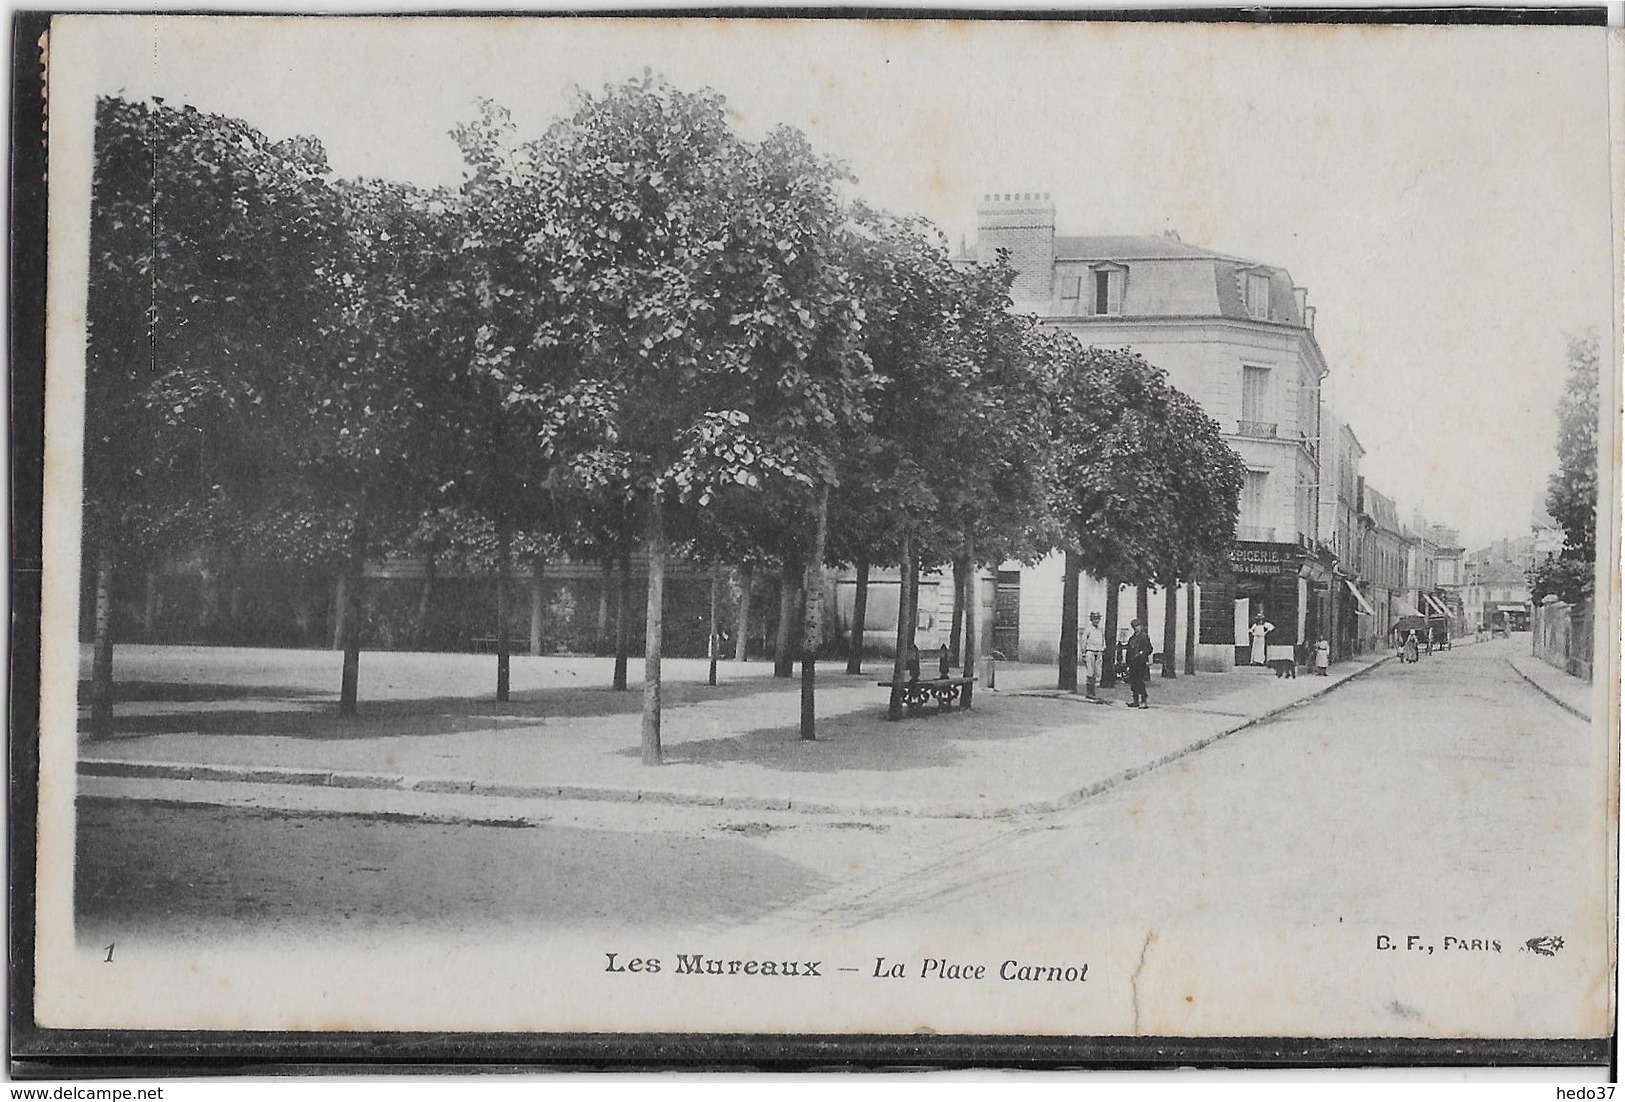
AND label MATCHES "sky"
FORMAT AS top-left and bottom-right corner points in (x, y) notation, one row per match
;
(60, 14), (1618, 550)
